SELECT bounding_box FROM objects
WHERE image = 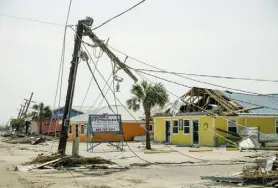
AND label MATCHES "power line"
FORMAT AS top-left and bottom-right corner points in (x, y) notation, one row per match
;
(132, 68), (278, 83)
(136, 70), (278, 143)
(79, 36), (202, 162)
(135, 73), (265, 154)
(82, 43), (206, 162)
(92, 0), (146, 31)
(72, 26), (213, 162)
(78, 42), (104, 114)
(107, 45), (278, 97)
(0, 13), (65, 27)
(80, 42), (152, 163)
(136, 70), (278, 112)
(49, 0), (73, 146)
(84, 37), (278, 145)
